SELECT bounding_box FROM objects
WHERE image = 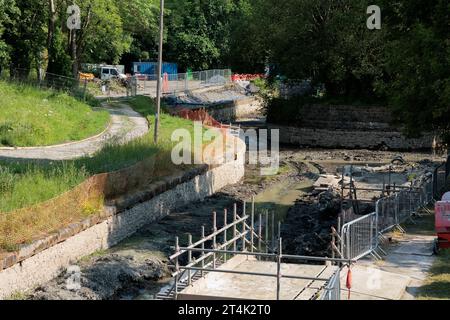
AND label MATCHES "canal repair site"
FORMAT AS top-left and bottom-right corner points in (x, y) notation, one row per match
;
(29, 147), (445, 300)
(2, 84), (446, 301)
